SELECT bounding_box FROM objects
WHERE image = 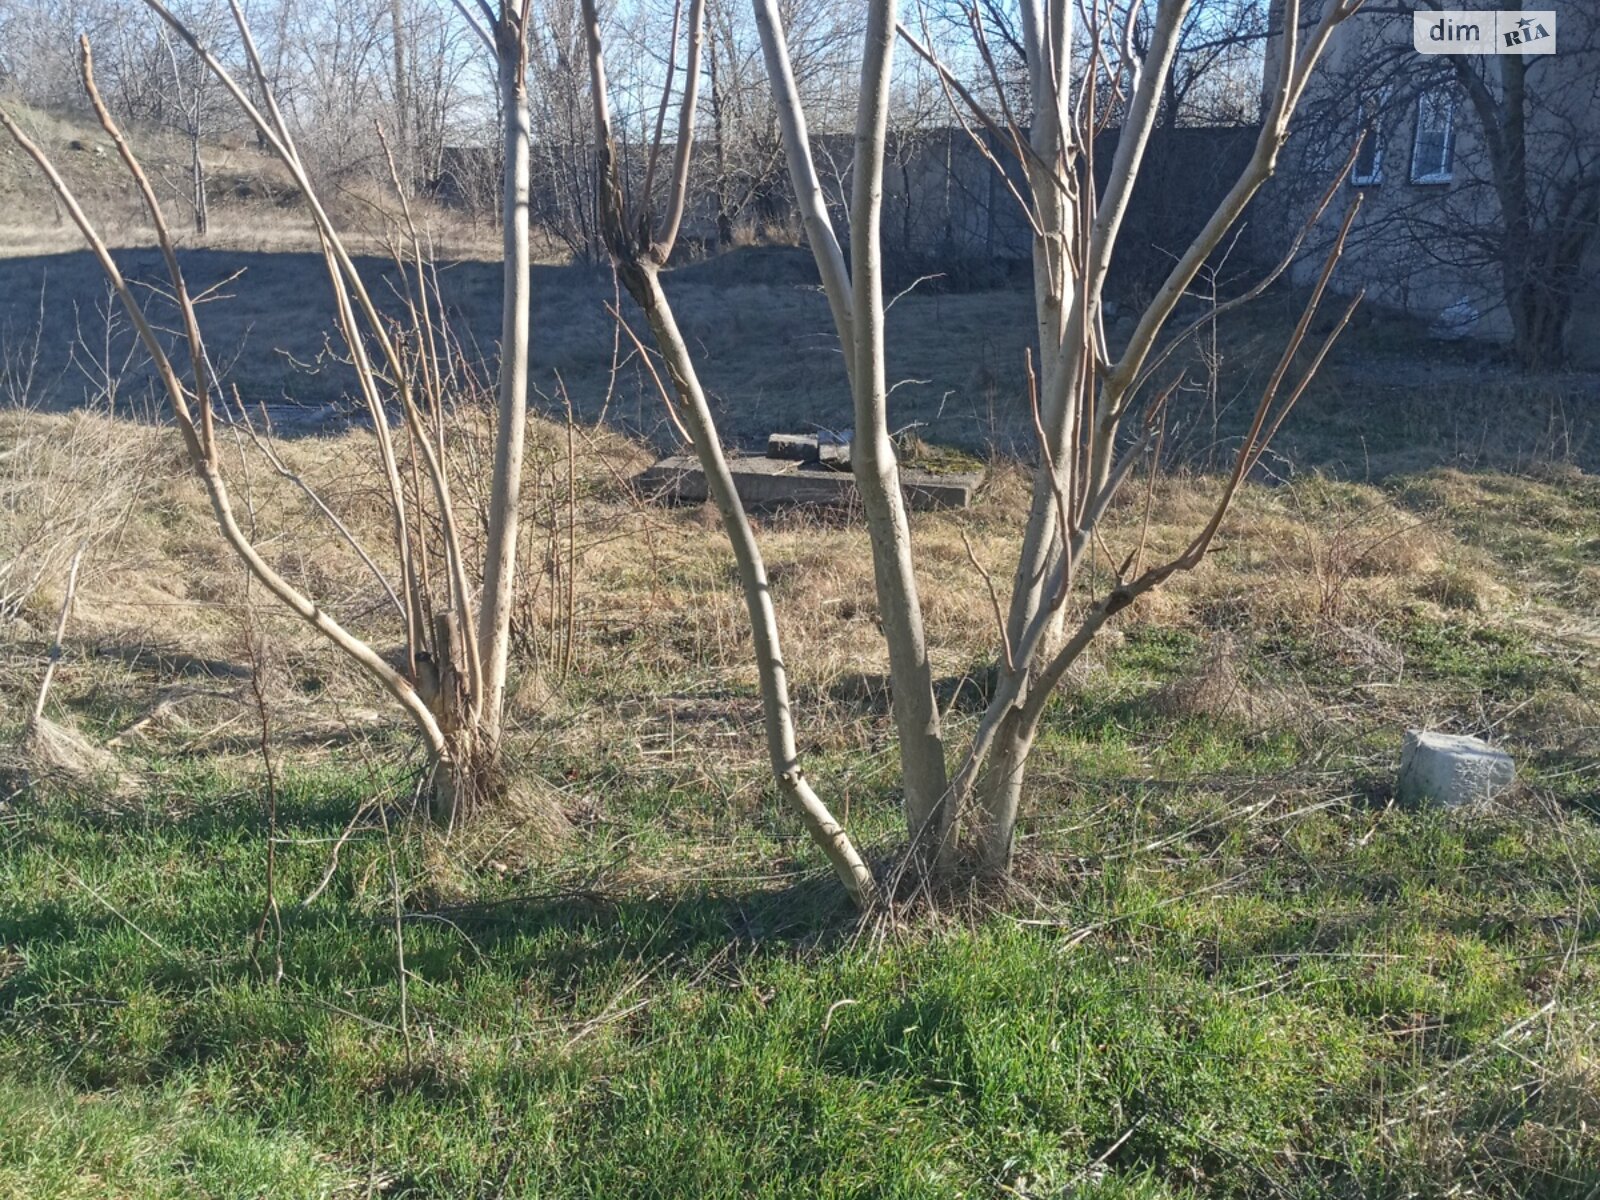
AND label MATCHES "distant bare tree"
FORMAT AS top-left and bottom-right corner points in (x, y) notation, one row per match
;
(696, 0), (865, 245)
(1144, 0), (1268, 127)
(157, 24), (210, 232)
(526, 0), (602, 258)
(1277, 1), (1600, 367)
